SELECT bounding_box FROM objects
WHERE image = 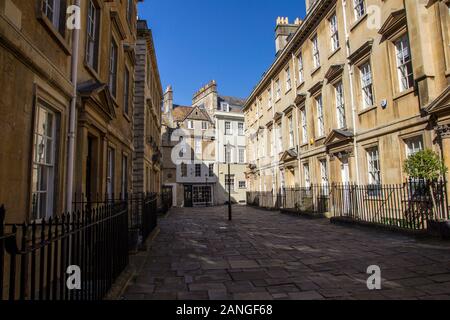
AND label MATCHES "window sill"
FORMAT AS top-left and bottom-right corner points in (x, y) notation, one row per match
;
(328, 47), (341, 60)
(315, 136), (326, 142)
(297, 81), (305, 89)
(311, 66), (321, 77)
(350, 13), (368, 33)
(393, 87), (414, 101)
(37, 15), (71, 55)
(358, 105), (377, 116)
(300, 143), (309, 148)
(285, 88), (292, 95)
(275, 98), (281, 104)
